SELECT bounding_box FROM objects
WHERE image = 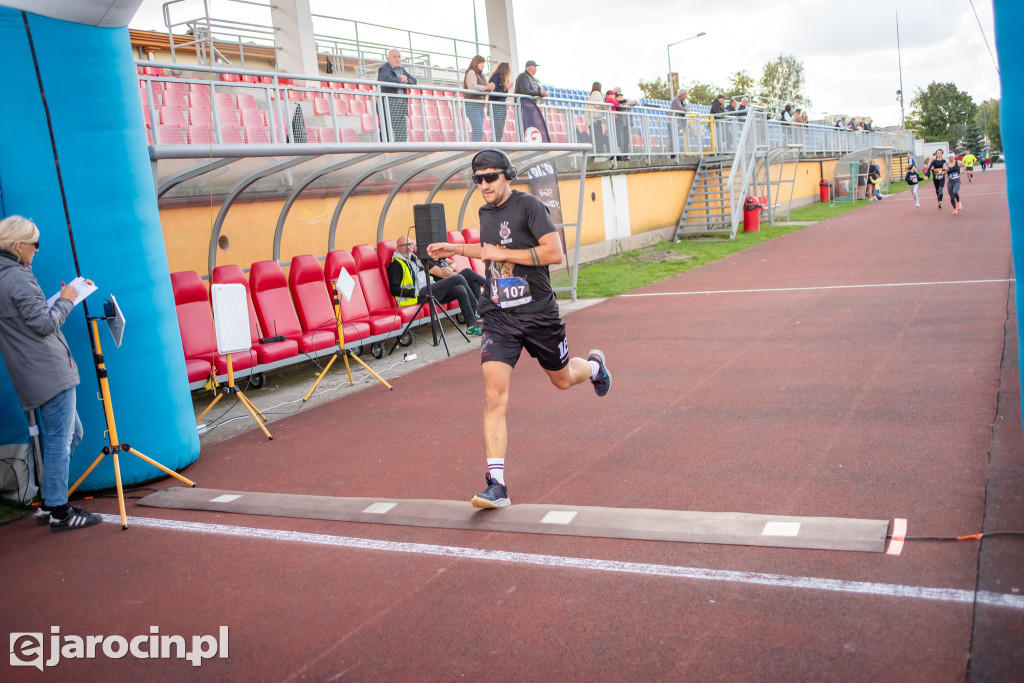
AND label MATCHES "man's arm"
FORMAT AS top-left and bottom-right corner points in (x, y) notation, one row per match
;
(427, 242), (481, 260)
(480, 232), (562, 267)
(377, 65), (399, 84)
(402, 68), (417, 85)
